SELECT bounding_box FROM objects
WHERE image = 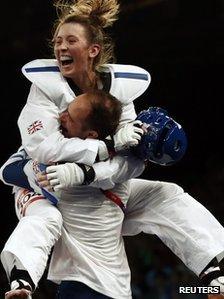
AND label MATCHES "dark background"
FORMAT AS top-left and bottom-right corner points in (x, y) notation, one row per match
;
(0, 0), (224, 298)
